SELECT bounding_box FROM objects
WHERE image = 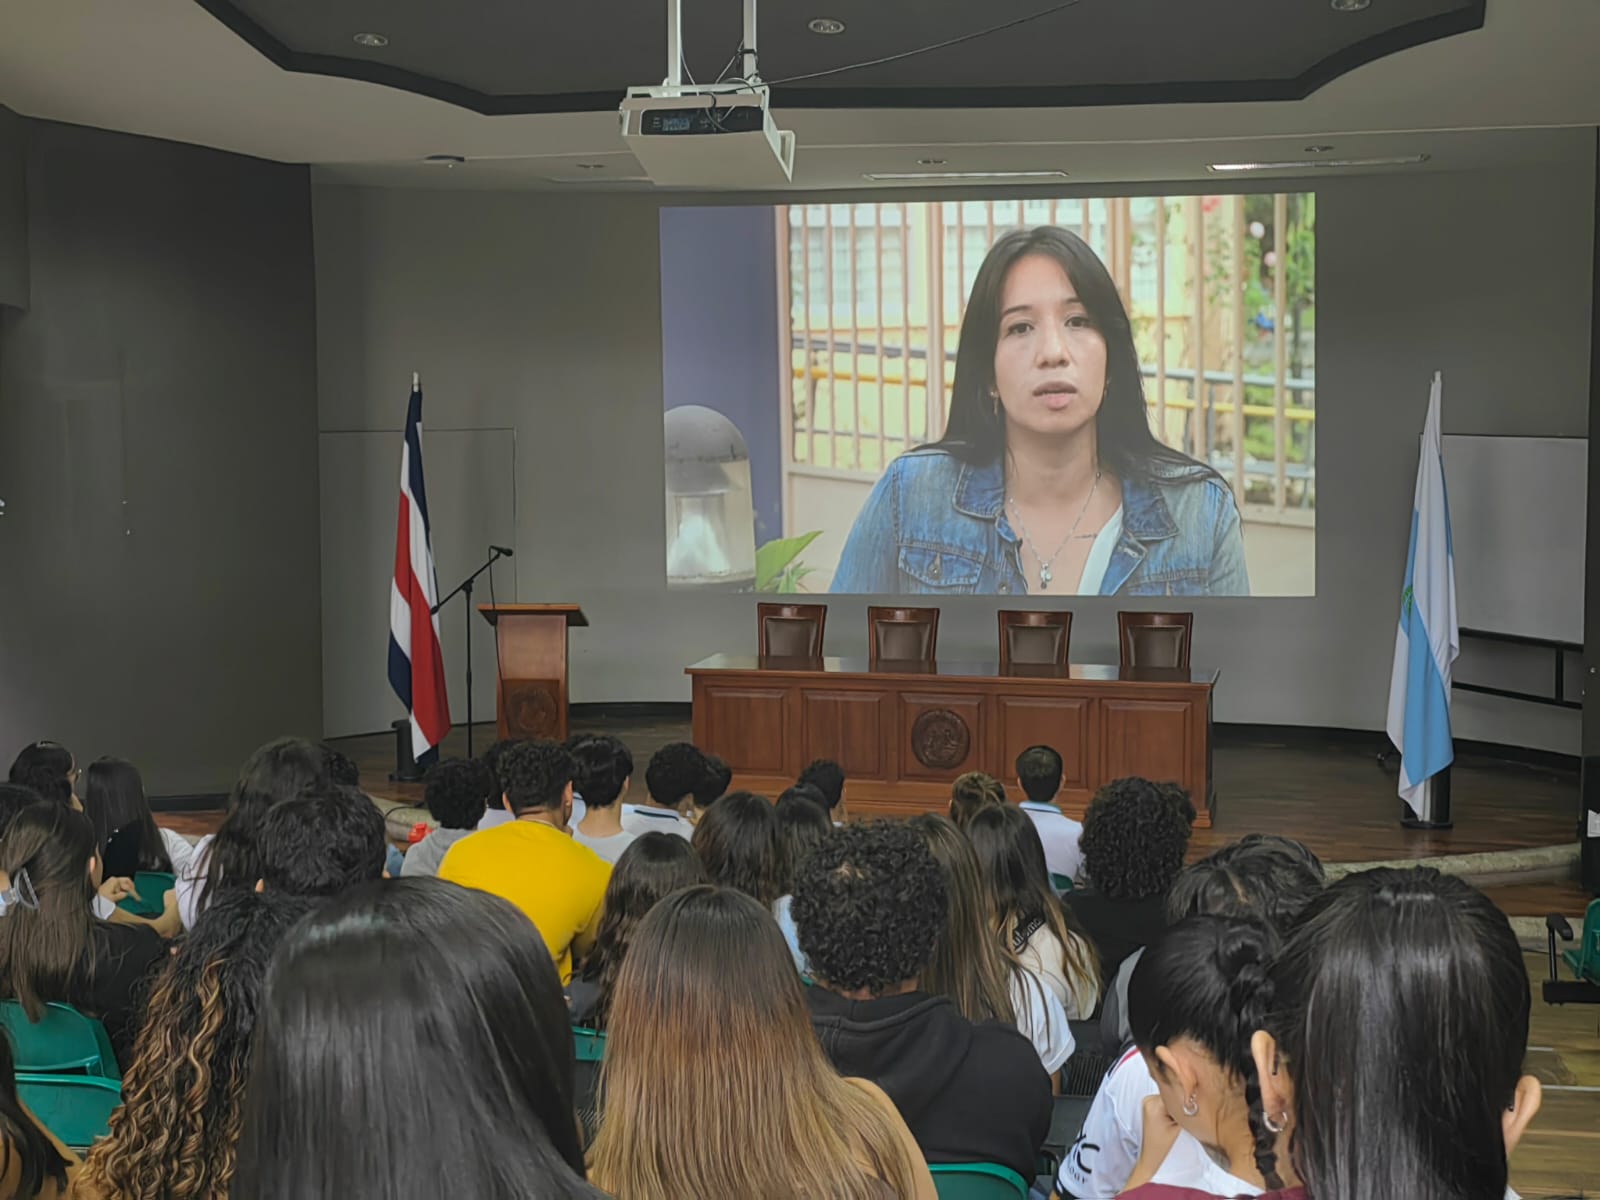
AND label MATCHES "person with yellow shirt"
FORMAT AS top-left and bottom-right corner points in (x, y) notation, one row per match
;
(438, 739), (610, 983)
